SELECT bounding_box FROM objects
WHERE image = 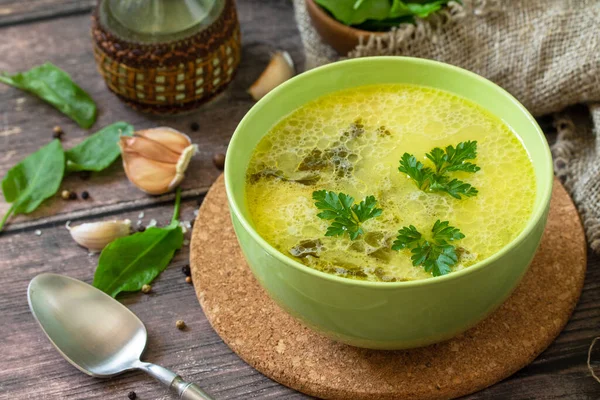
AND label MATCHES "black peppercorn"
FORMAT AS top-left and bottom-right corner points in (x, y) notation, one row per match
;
(213, 153), (225, 170)
(190, 122), (200, 132)
(182, 265), (191, 276)
(81, 191), (90, 200)
(69, 191), (77, 200)
(137, 226), (146, 233)
(127, 391), (137, 400)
